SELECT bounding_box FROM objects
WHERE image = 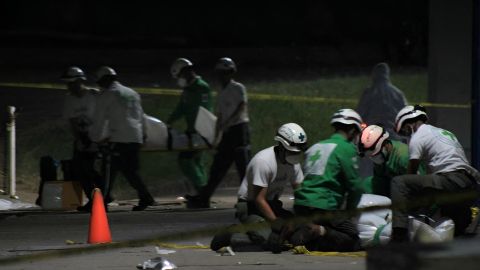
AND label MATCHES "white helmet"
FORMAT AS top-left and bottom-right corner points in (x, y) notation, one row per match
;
(215, 57), (237, 72)
(359, 125), (389, 156)
(95, 66), (117, 81)
(171, 58), (193, 78)
(274, 123), (307, 152)
(330, 109), (363, 131)
(61, 66), (86, 82)
(395, 105), (428, 133)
